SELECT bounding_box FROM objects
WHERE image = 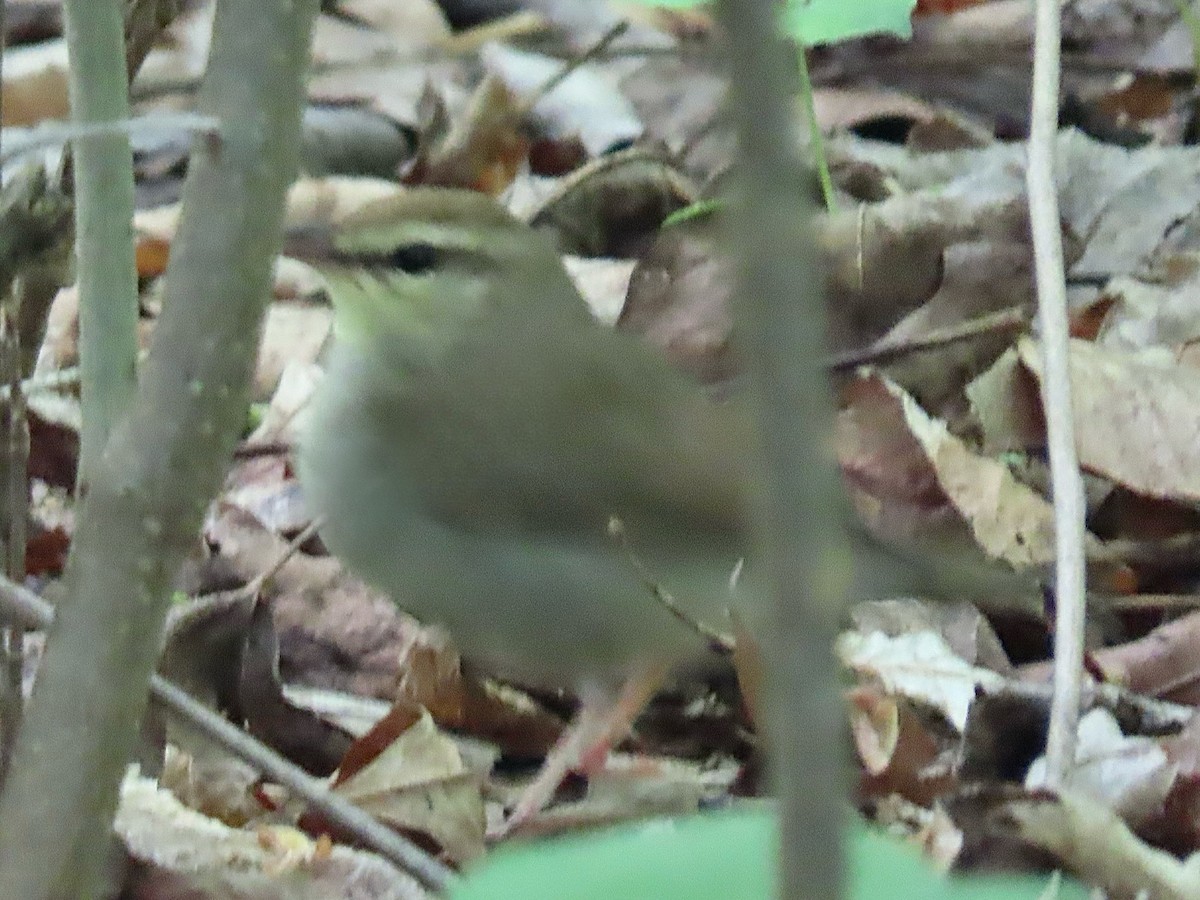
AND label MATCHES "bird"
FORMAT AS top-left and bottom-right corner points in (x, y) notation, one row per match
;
(294, 187), (1041, 828)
